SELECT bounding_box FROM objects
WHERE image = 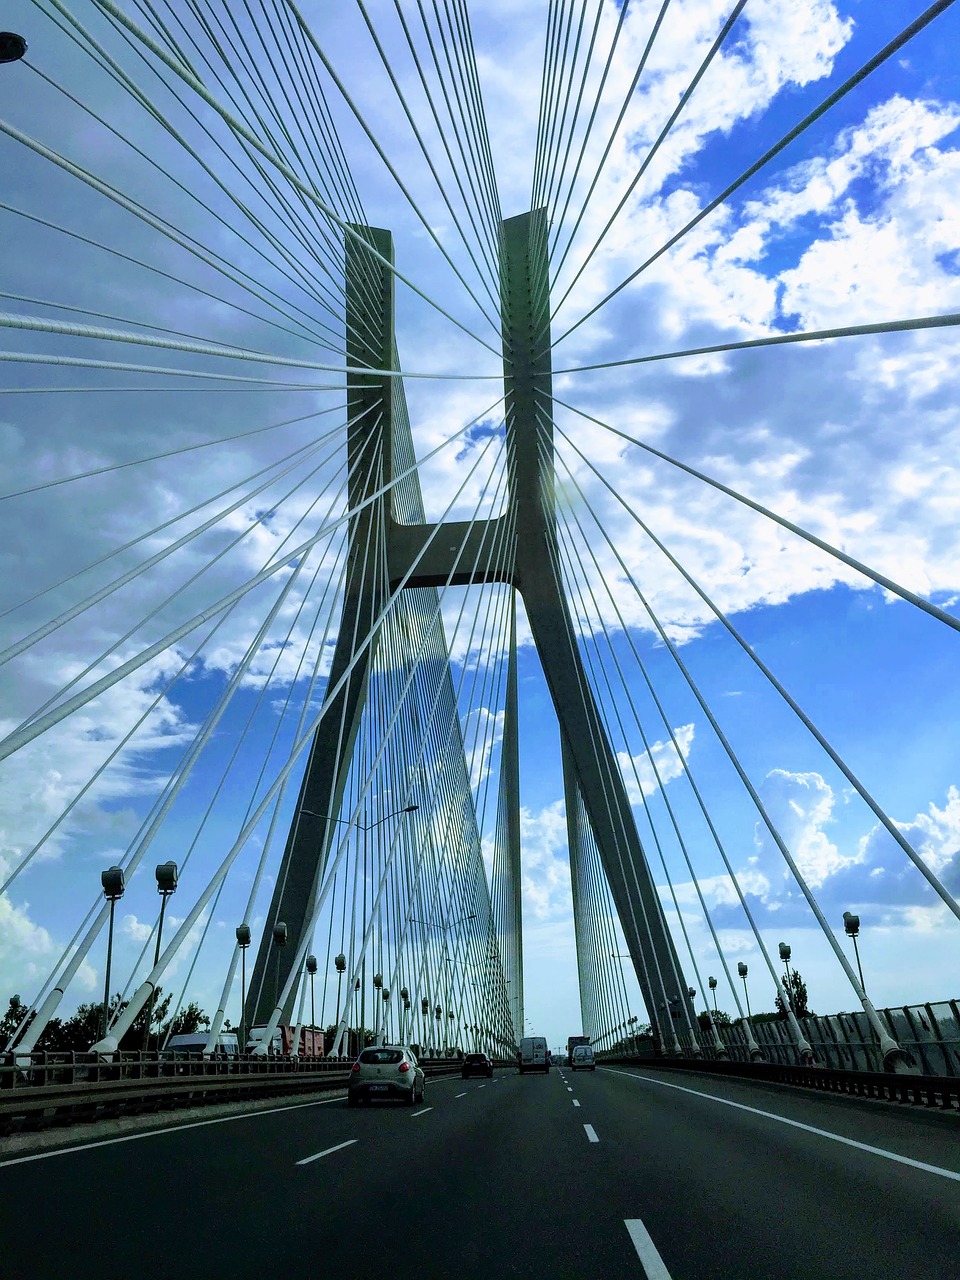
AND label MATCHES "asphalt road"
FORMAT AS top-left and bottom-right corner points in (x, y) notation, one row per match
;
(1, 1064), (958, 1279)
